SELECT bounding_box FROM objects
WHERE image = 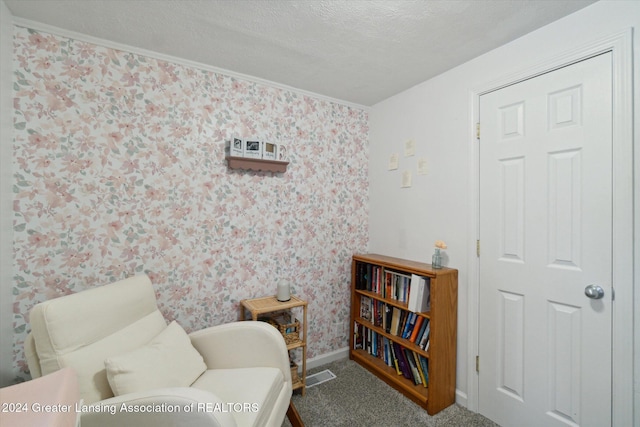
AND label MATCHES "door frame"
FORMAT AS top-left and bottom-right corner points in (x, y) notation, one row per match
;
(466, 29), (634, 426)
